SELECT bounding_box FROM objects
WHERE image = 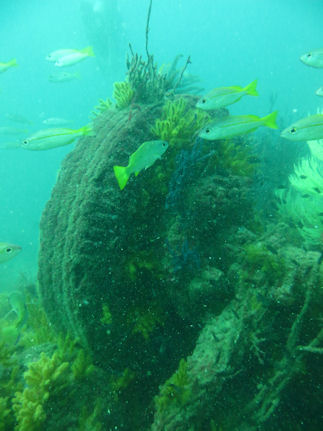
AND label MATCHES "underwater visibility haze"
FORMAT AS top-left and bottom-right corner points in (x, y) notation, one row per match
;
(0, 0), (322, 430)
